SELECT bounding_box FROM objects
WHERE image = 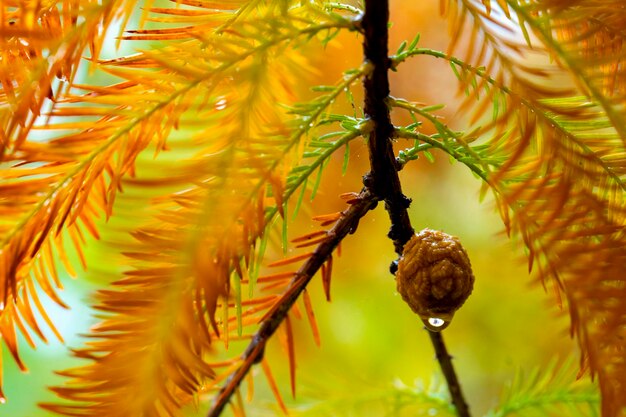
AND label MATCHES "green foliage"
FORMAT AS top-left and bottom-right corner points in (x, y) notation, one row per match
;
(488, 360), (599, 417)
